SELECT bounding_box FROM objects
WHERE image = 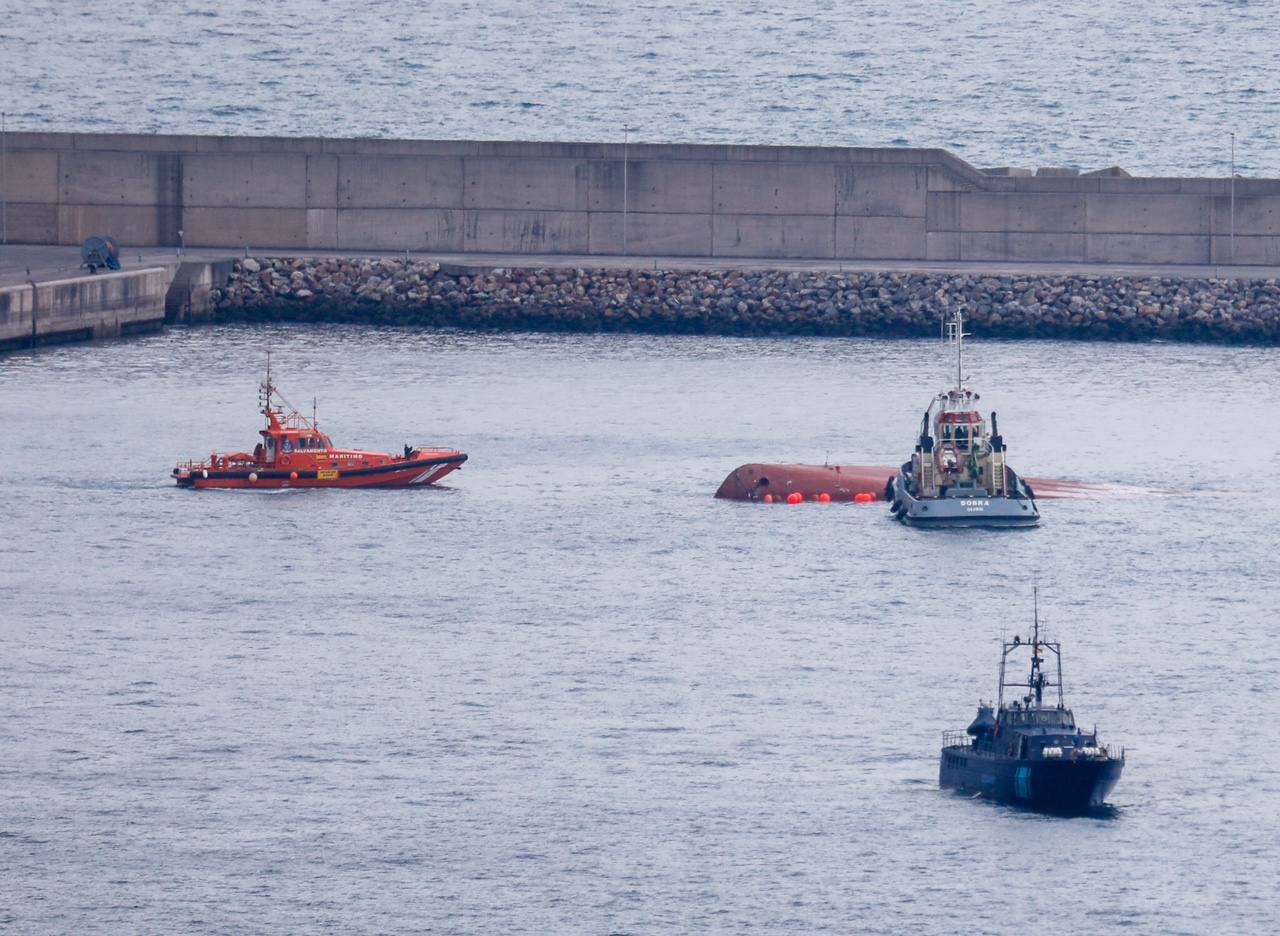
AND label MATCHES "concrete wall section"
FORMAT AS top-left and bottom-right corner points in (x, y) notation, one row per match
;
(183, 153), (308, 208)
(956, 193), (1086, 234)
(306, 154), (339, 208)
(1210, 236), (1280, 265)
(837, 165), (928, 218)
(1, 149), (59, 203)
(4, 132), (1280, 264)
(714, 163), (836, 216)
(338, 155), (463, 208)
(1085, 194), (1210, 235)
(835, 216), (927, 260)
(588, 211), (713, 255)
(465, 209), (589, 253)
(58, 204), (163, 246)
(588, 160), (714, 213)
(713, 214), (834, 259)
(1212, 196), (1280, 235)
(166, 259), (238, 323)
(463, 157), (590, 211)
(960, 232), (1087, 263)
(8, 203), (59, 243)
(58, 150), (168, 205)
(0, 267), (168, 350)
(183, 207), (310, 249)
(0, 282), (34, 349)
(1085, 234), (1210, 265)
(336, 208), (461, 251)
